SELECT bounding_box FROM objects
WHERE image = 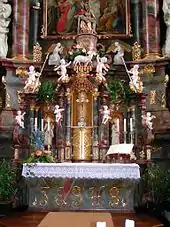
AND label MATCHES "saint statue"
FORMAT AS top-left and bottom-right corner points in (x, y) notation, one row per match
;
(0, 0), (12, 58)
